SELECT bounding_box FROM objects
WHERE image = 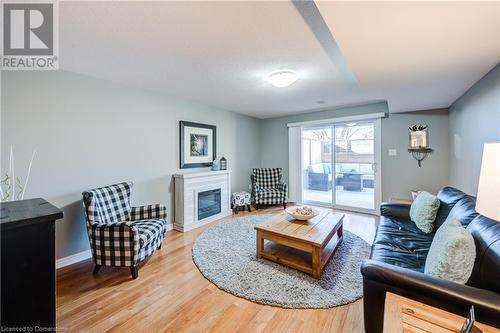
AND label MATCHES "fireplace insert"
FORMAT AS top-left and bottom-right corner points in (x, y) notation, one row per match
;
(198, 189), (221, 220)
